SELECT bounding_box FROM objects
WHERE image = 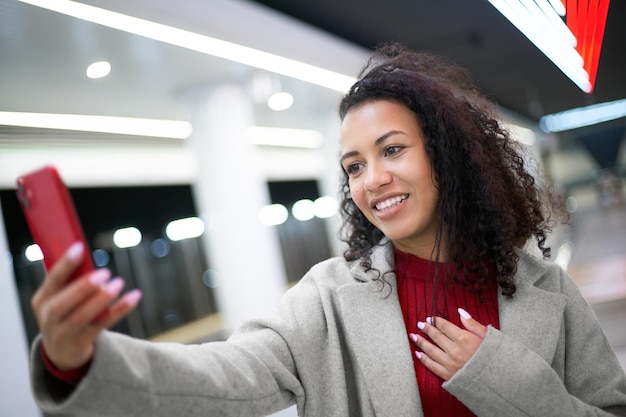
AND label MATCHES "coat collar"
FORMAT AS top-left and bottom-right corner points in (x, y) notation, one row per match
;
(336, 242), (566, 416)
(338, 240), (423, 417)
